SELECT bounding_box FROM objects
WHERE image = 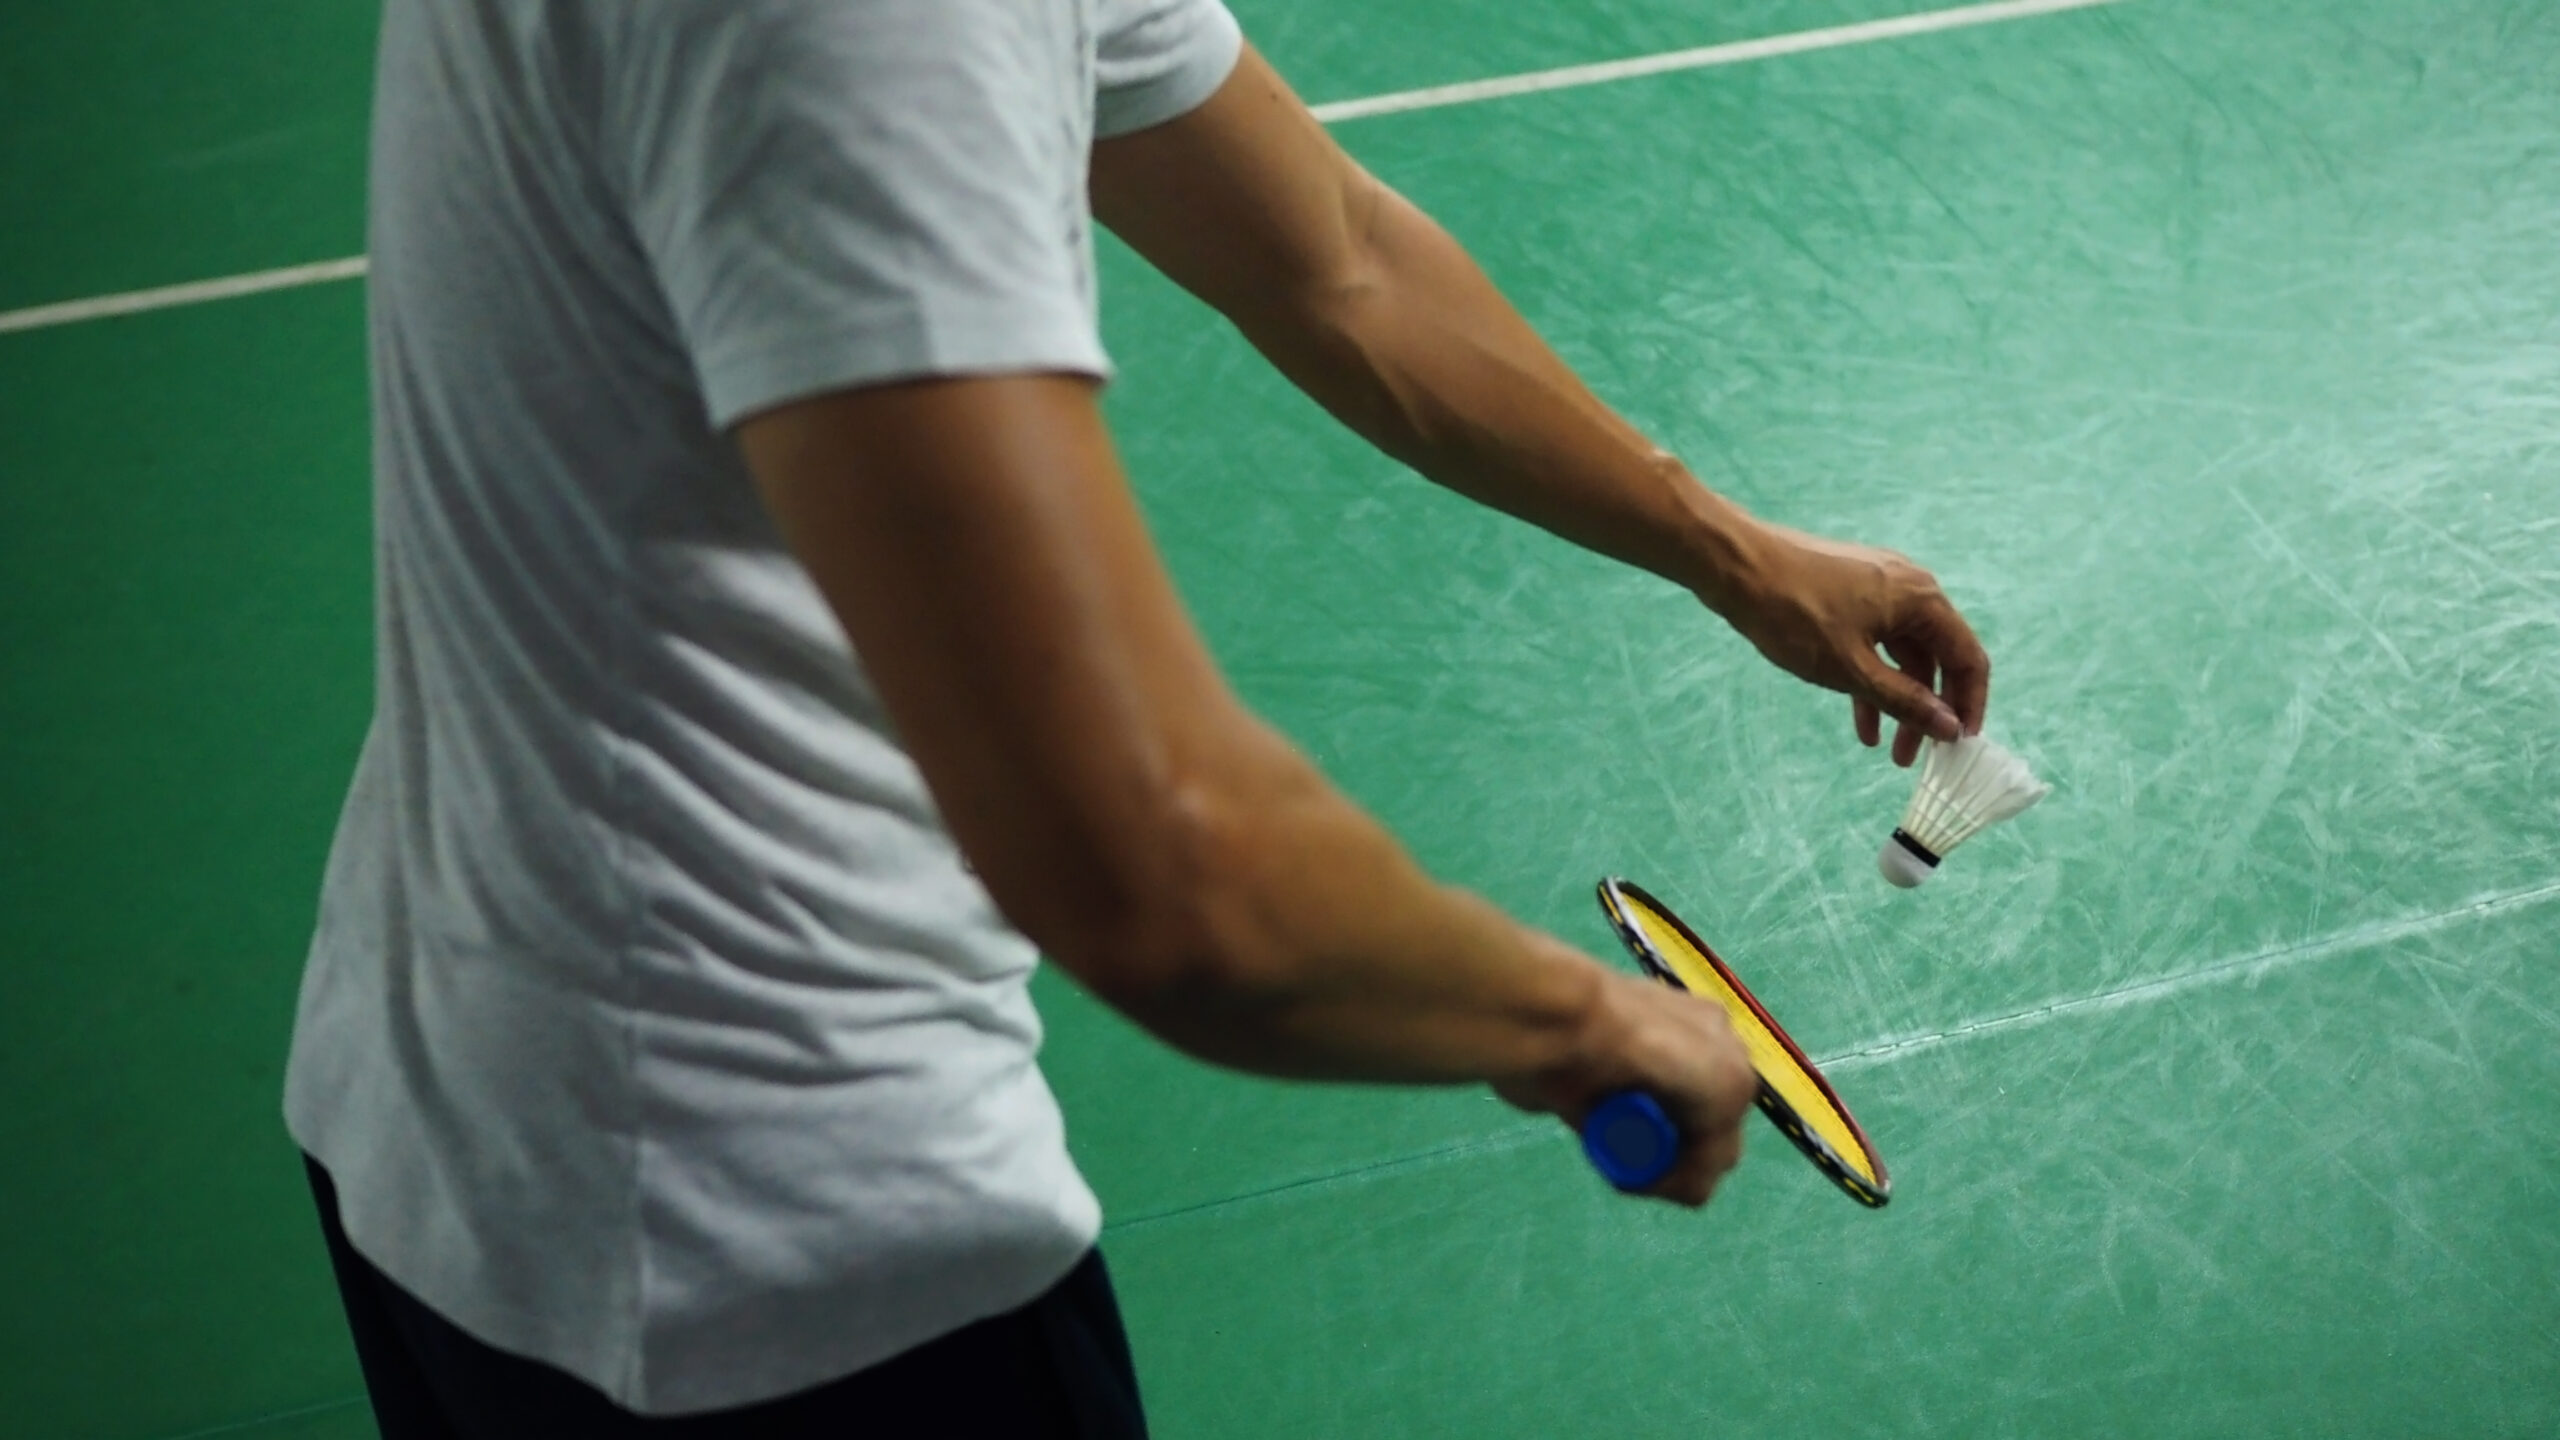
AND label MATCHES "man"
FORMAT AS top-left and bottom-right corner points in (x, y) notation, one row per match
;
(285, 0), (1991, 1434)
